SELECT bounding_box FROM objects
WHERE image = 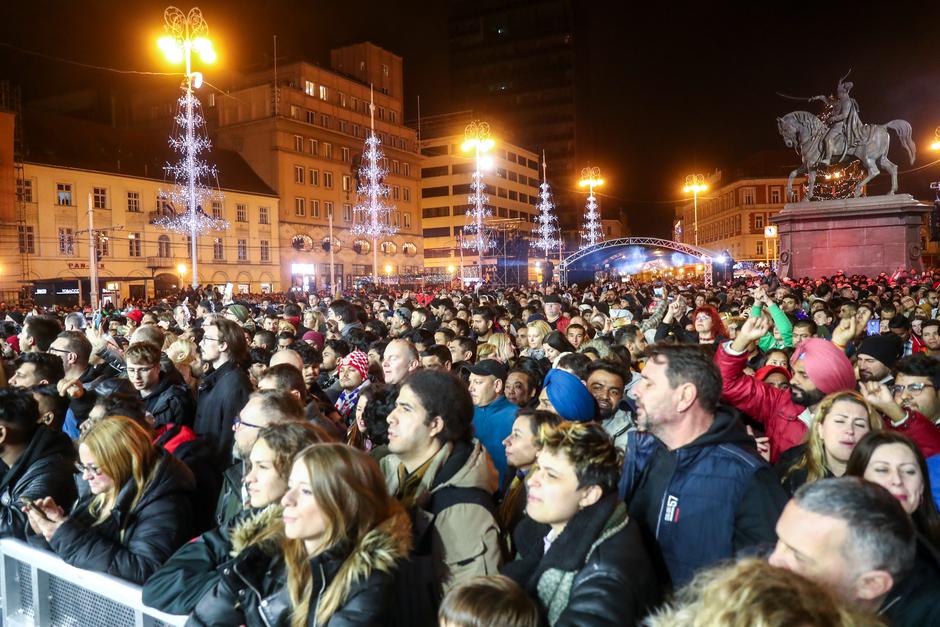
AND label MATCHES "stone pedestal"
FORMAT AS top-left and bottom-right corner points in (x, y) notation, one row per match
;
(771, 194), (930, 279)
